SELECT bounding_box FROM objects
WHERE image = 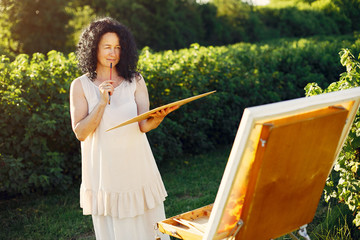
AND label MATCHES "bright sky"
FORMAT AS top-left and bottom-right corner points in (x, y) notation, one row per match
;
(197, 0), (270, 6)
(244, 0), (270, 5)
